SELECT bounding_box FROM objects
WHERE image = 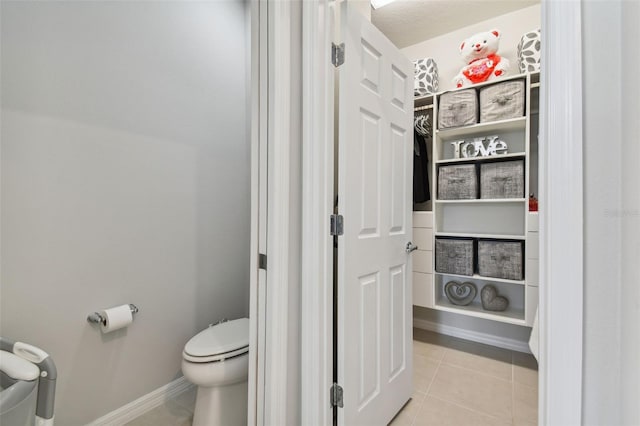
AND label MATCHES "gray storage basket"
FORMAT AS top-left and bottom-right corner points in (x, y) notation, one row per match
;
(435, 238), (475, 276)
(438, 164), (477, 200)
(478, 240), (524, 280)
(480, 160), (524, 199)
(479, 80), (525, 123)
(438, 89), (478, 129)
